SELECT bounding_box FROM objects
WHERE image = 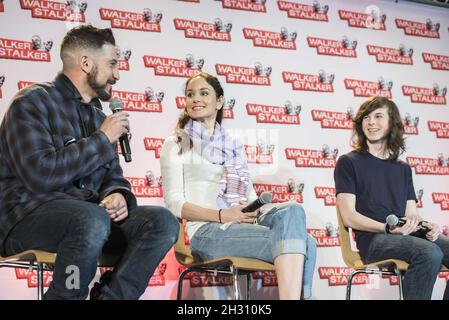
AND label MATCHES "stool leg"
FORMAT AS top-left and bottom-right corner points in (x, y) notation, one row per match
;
(37, 263), (44, 300)
(177, 268), (191, 300)
(397, 271), (404, 300)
